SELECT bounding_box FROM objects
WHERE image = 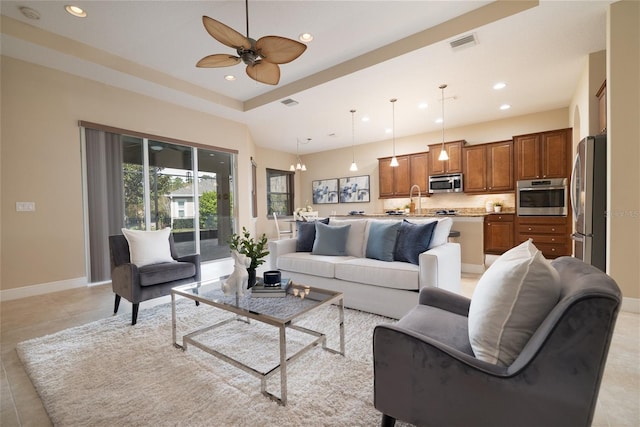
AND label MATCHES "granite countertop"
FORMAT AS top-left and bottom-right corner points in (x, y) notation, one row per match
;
(336, 208), (516, 218)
